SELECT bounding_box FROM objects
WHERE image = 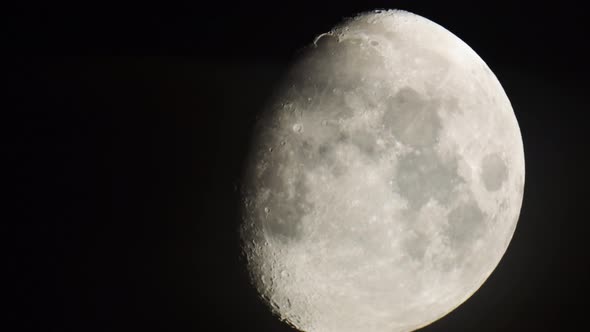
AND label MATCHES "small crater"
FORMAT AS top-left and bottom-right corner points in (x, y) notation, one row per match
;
(480, 153), (508, 191)
(292, 123), (303, 133)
